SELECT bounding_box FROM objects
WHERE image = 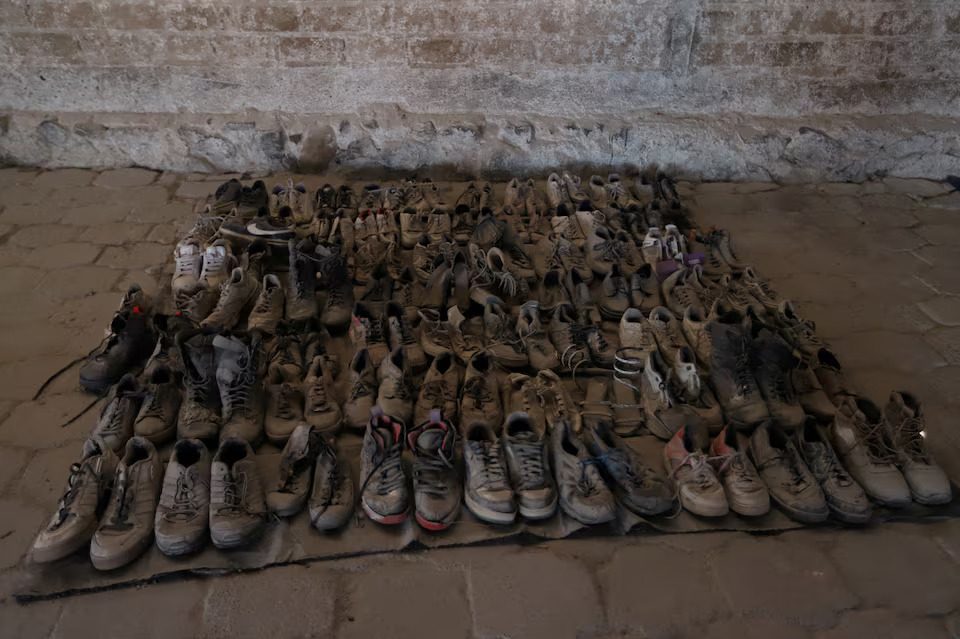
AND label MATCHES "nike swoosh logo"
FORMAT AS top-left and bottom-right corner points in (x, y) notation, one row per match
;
(245, 222), (292, 237)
